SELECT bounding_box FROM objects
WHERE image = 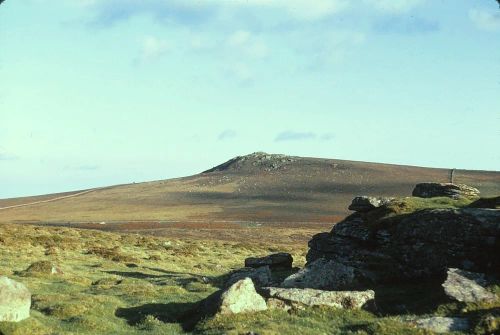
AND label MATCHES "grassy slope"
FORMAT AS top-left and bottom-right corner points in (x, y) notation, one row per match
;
(1, 197), (499, 335)
(1, 154), (499, 227)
